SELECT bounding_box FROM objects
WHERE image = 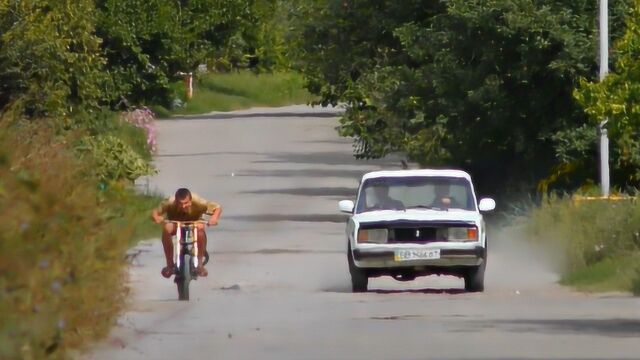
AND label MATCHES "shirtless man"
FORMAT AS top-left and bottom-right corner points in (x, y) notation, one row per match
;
(151, 188), (222, 278)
